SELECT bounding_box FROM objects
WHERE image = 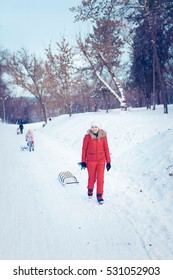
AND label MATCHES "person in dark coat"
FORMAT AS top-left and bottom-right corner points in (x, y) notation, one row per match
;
(19, 123), (24, 134)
